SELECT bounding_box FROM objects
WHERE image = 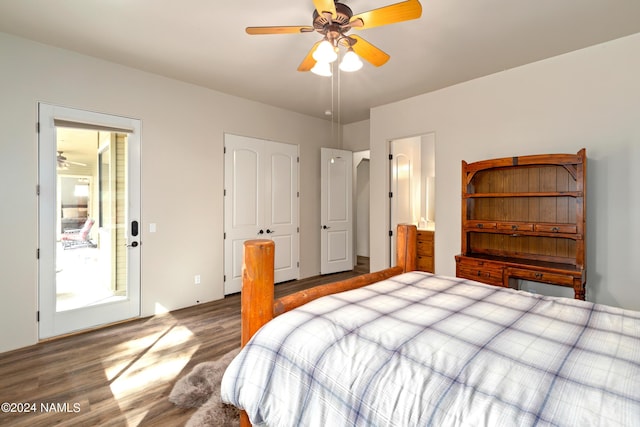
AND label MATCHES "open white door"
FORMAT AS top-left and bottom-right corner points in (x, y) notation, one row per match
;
(224, 134), (299, 294)
(321, 148), (353, 274)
